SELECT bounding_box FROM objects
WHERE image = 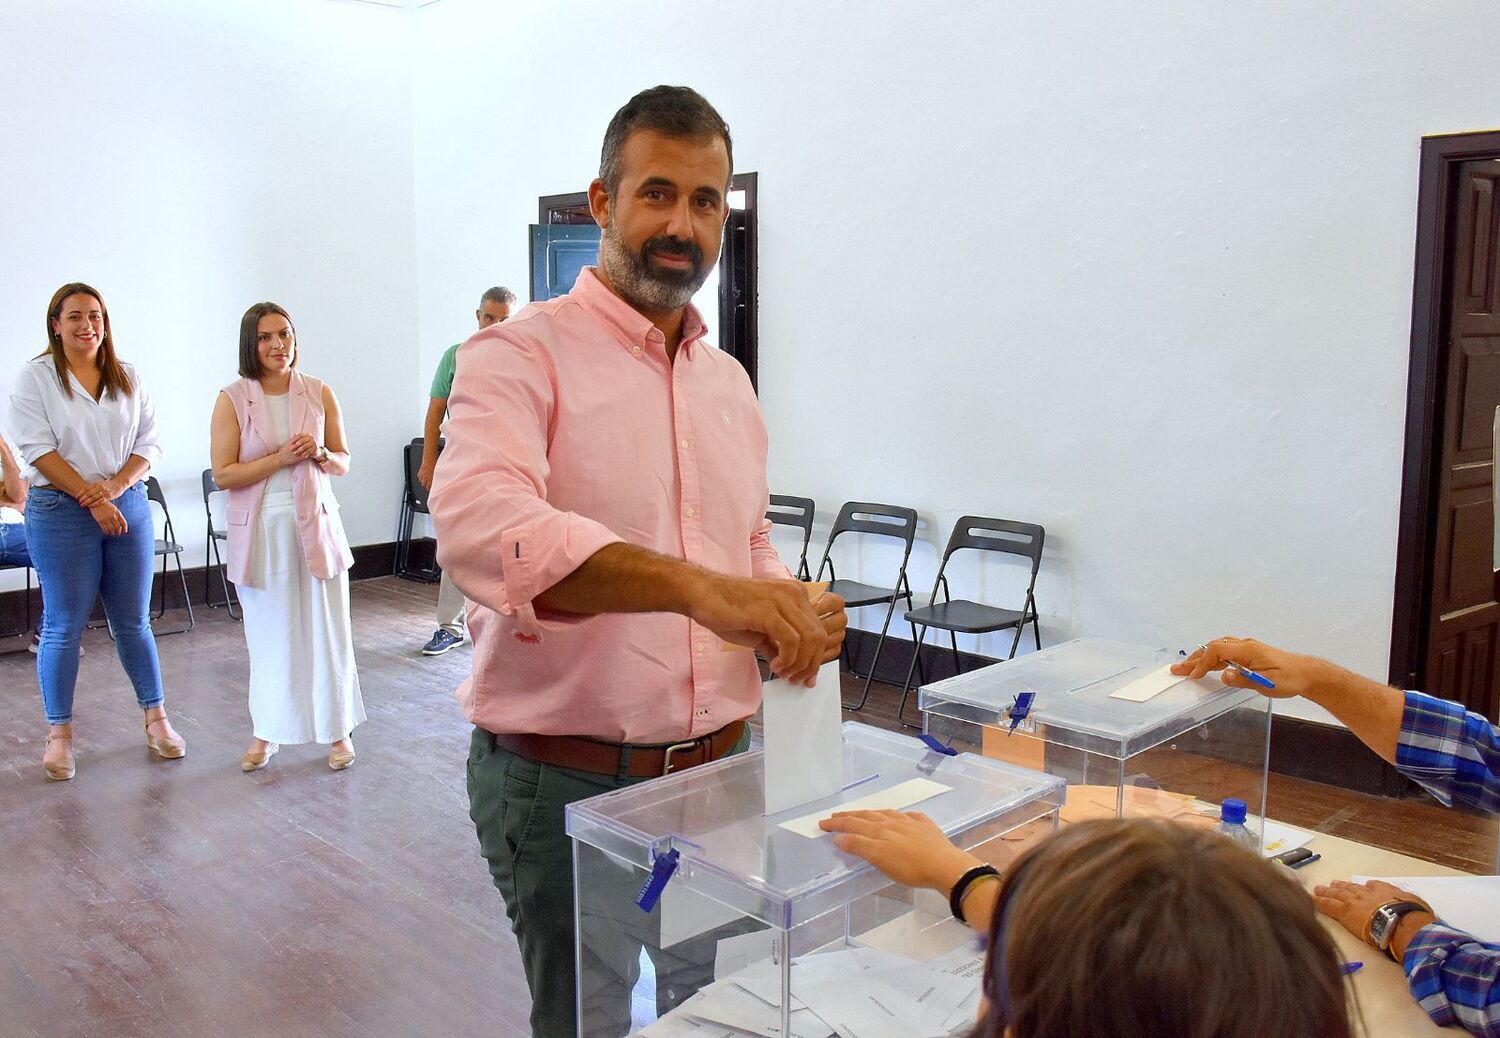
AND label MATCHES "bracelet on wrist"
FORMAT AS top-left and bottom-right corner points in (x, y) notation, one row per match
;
(949, 864), (1002, 923)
